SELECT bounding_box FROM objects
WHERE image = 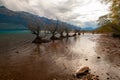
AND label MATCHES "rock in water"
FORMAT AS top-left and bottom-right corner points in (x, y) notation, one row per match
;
(97, 56), (101, 59)
(75, 66), (90, 78)
(53, 78), (57, 80)
(74, 66), (100, 80)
